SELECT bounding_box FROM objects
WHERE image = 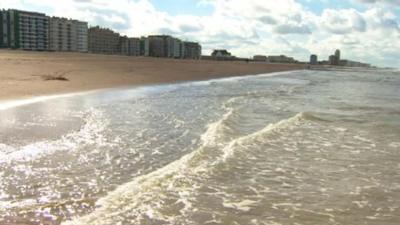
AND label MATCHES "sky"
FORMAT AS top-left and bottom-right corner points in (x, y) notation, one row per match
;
(0, 0), (399, 67)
